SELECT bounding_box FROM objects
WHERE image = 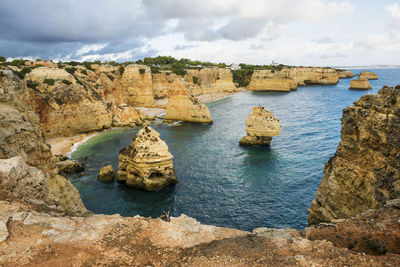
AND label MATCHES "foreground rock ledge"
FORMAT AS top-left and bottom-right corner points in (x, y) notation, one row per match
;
(118, 126), (178, 191)
(240, 106), (282, 145)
